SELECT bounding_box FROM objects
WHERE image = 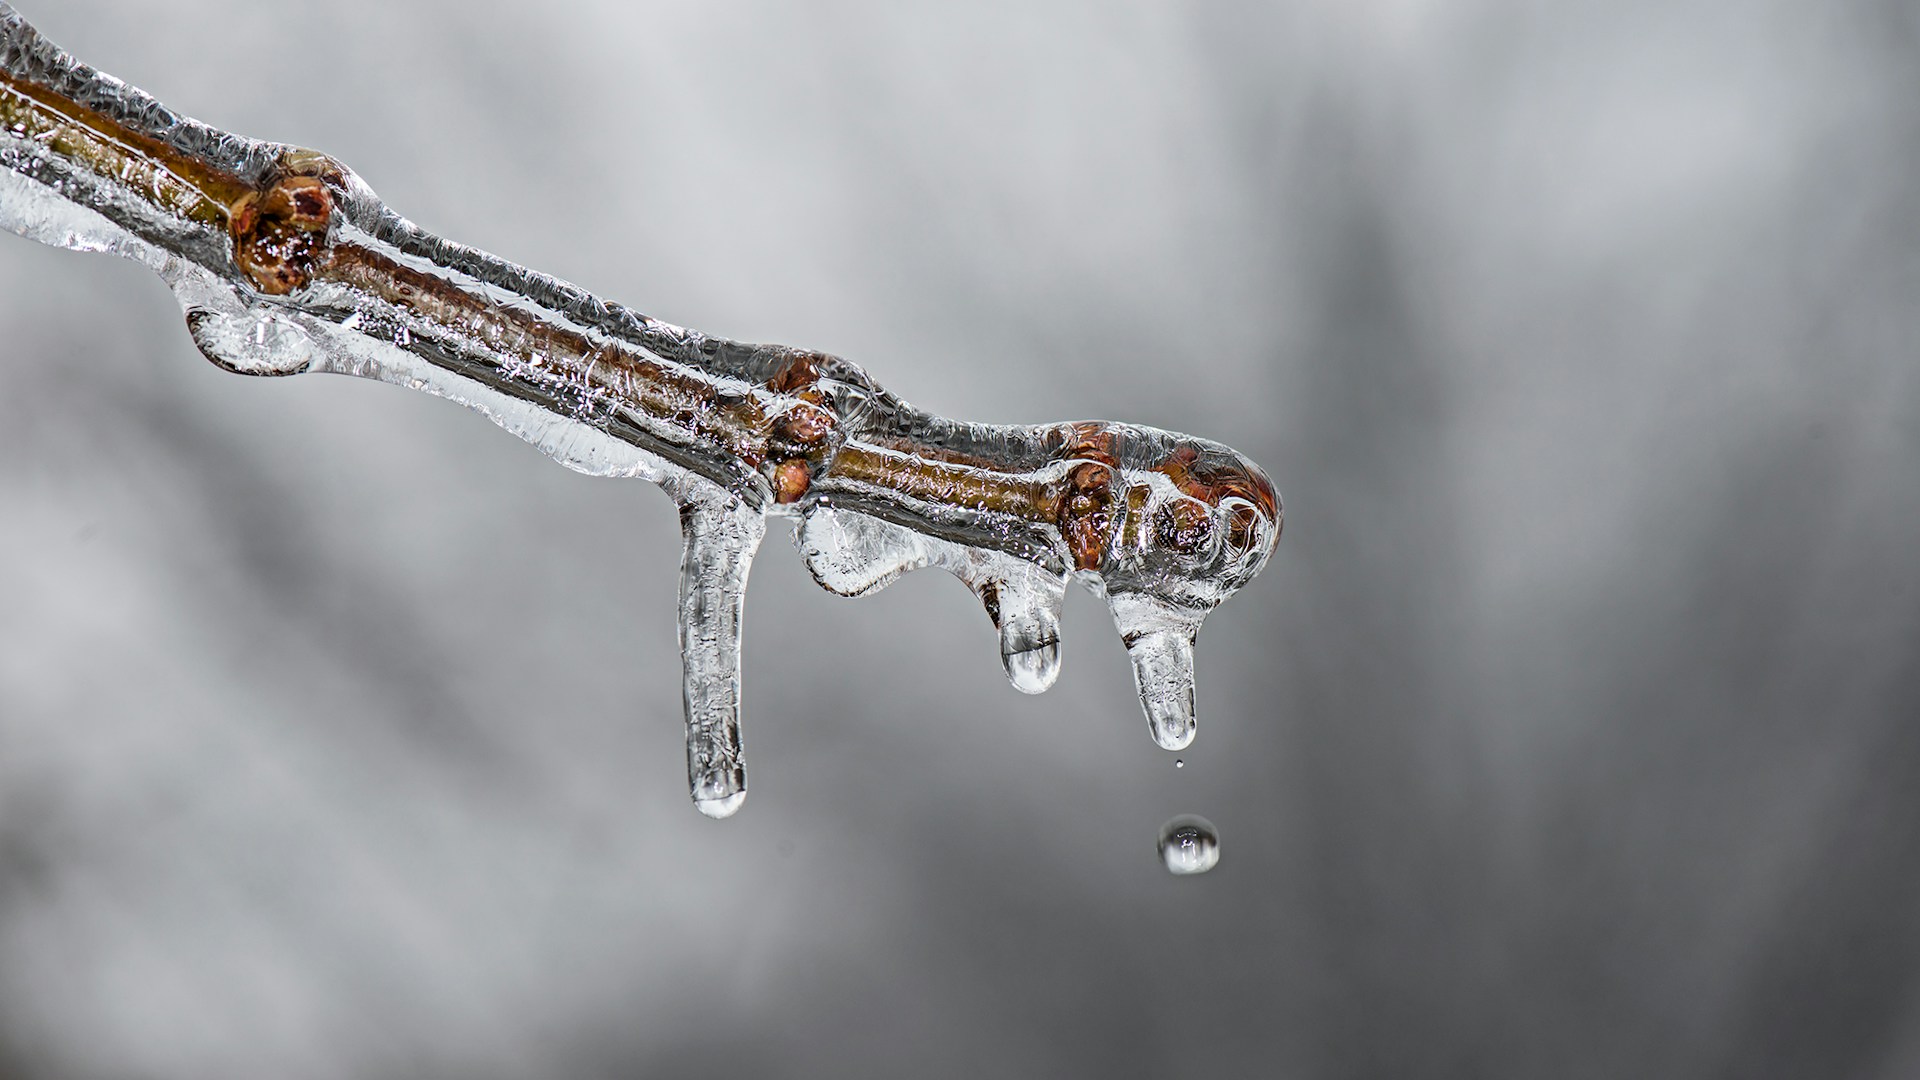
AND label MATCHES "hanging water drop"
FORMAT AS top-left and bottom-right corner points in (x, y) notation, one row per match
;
(1001, 637), (1060, 695)
(695, 791), (746, 820)
(981, 567), (1066, 695)
(1157, 814), (1219, 876)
